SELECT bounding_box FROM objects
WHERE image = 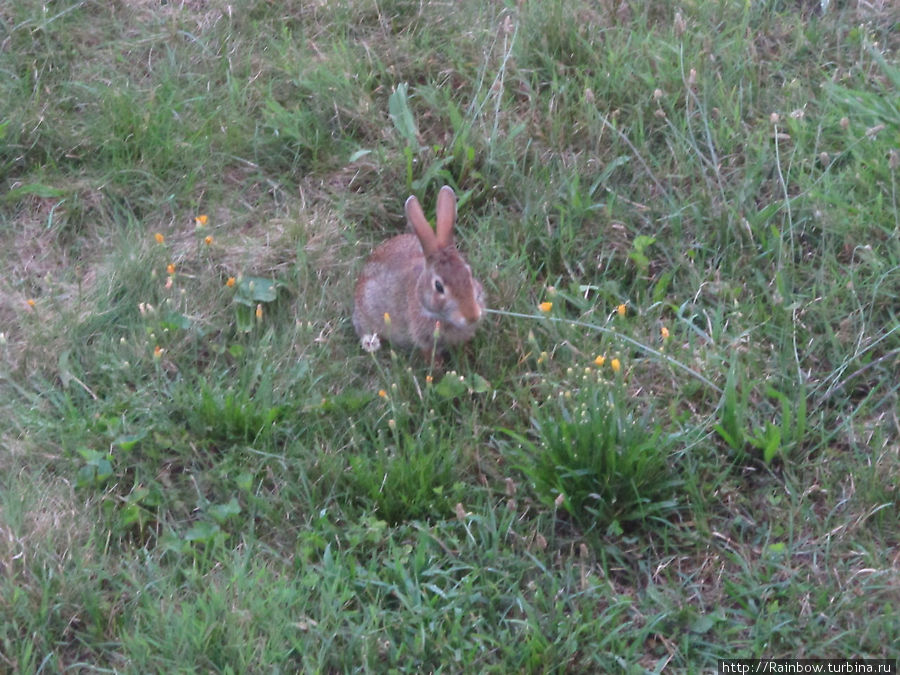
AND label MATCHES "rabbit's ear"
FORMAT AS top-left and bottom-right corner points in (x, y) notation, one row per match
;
(435, 186), (456, 248)
(406, 195), (439, 255)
